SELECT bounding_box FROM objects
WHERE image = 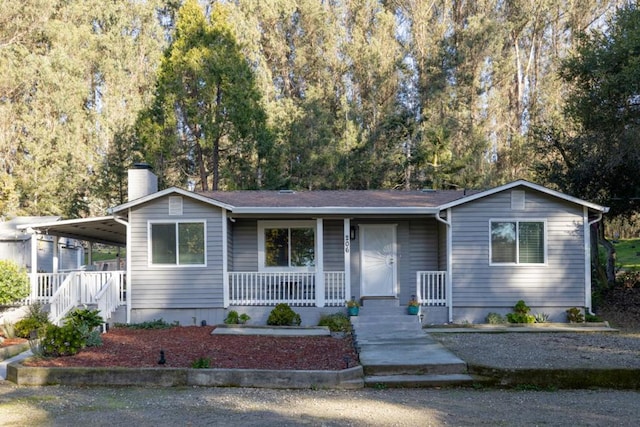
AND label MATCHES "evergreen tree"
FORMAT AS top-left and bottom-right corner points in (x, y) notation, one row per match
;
(138, 0), (270, 191)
